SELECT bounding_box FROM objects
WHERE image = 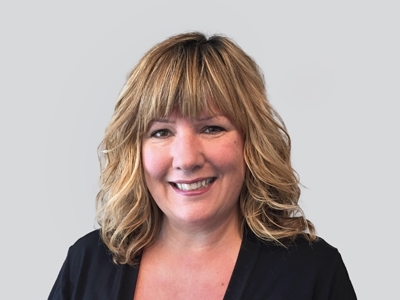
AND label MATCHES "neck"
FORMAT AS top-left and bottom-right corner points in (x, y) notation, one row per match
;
(154, 212), (242, 253)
